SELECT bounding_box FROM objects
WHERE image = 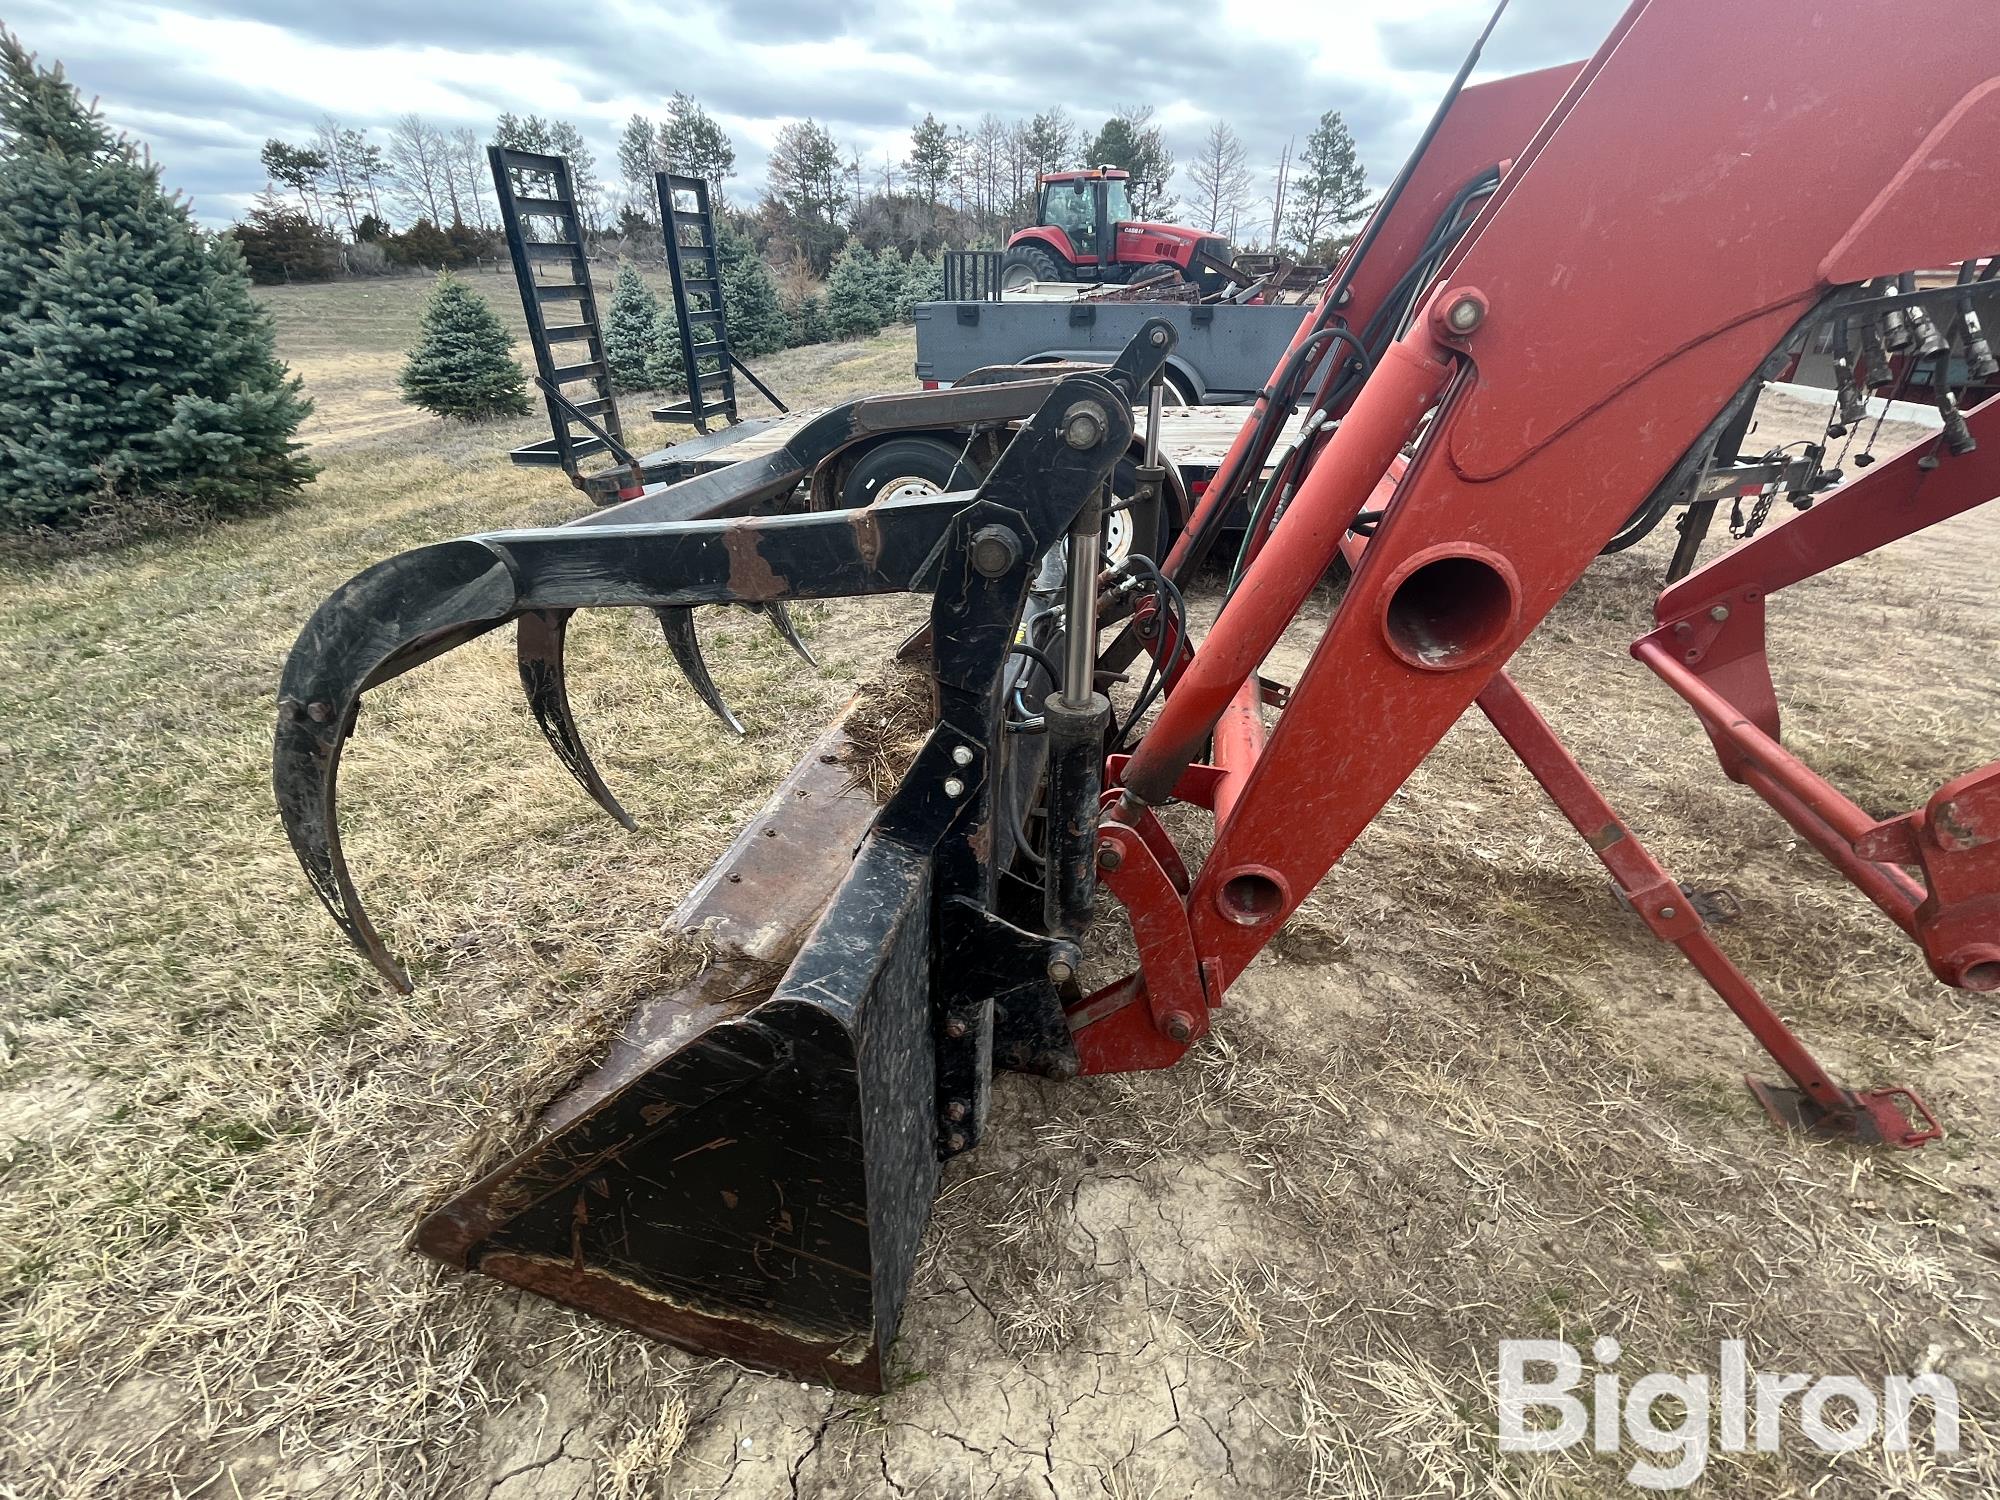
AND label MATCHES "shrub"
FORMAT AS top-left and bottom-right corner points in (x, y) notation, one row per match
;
(0, 31), (314, 531)
(230, 189), (339, 284)
(398, 272), (530, 420)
